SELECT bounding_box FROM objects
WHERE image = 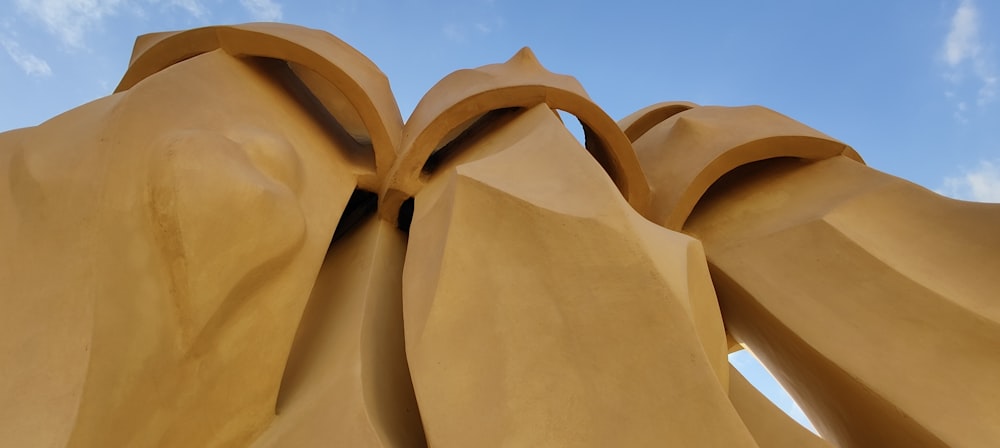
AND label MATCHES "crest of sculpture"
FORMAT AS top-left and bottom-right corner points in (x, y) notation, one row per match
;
(1, 23), (998, 448)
